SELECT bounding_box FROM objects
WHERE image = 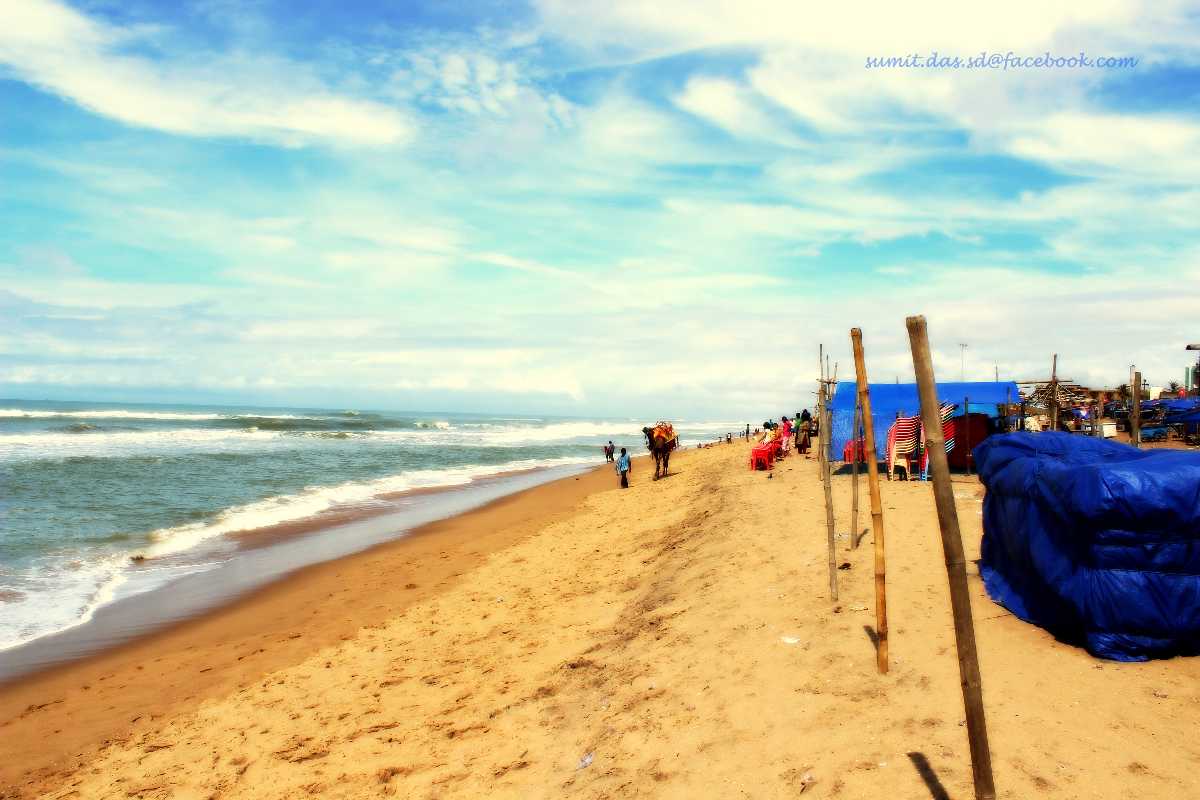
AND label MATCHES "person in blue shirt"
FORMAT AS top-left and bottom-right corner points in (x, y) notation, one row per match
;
(615, 447), (631, 488)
